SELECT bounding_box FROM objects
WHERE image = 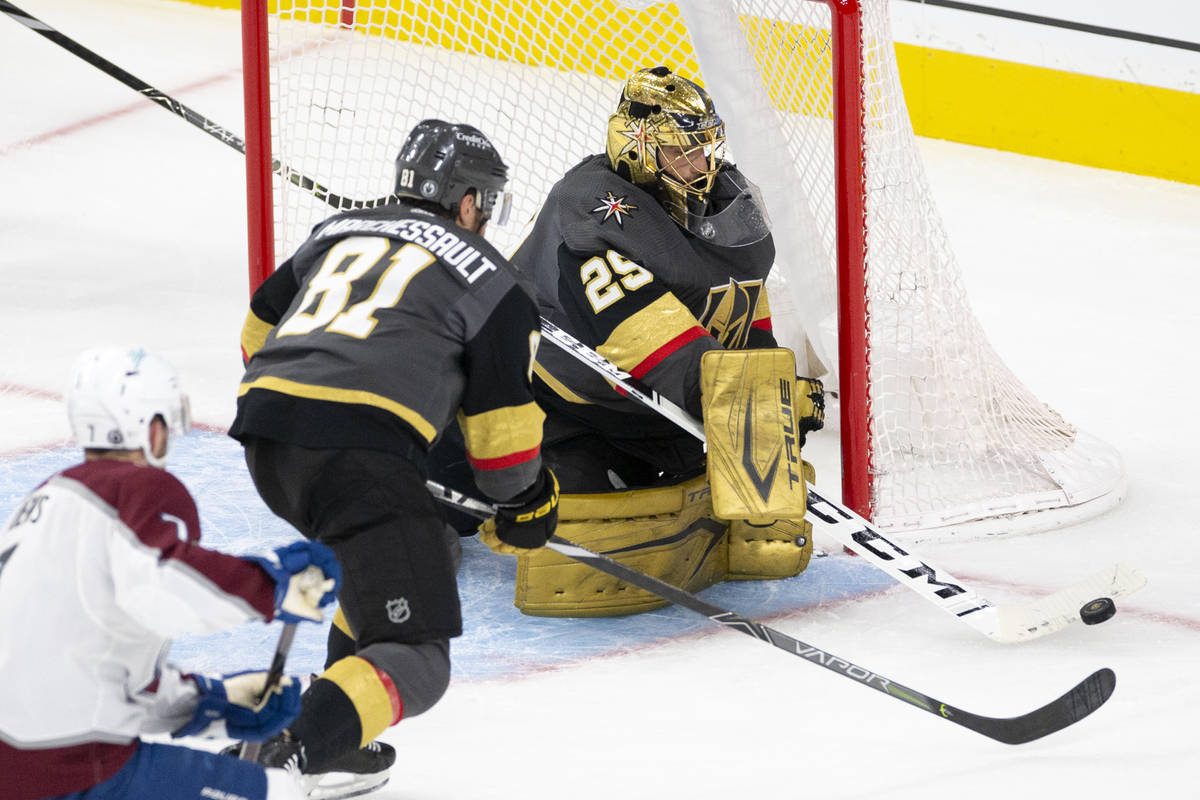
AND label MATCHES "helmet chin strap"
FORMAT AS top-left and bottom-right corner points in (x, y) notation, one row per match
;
(143, 447), (169, 469)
